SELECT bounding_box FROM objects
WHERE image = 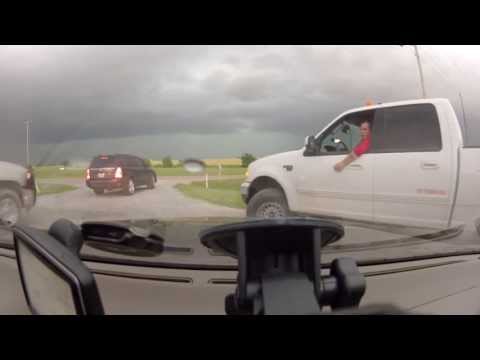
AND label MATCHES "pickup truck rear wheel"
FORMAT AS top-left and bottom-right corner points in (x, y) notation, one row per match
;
(0, 189), (21, 226)
(246, 188), (289, 218)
